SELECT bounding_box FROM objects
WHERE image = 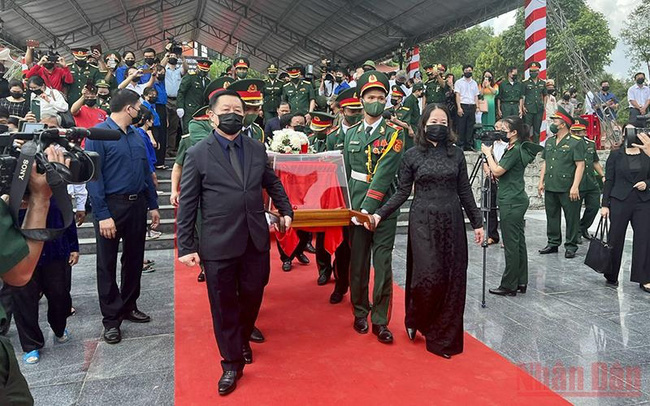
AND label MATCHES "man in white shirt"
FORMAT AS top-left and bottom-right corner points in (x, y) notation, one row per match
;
(165, 53), (187, 155)
(118, 67), (155, 96)
(454, 64), (480, 151)
(628, 72), (650, 124)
